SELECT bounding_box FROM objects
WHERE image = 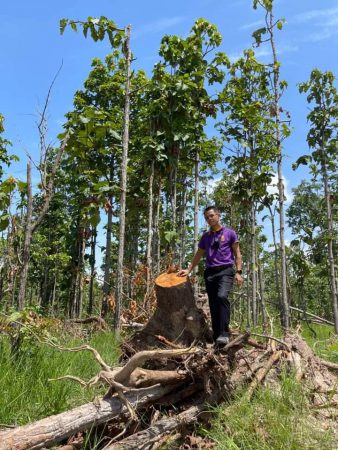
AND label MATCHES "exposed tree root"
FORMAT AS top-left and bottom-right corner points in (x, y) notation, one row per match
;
(1, 331), (337, 450)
